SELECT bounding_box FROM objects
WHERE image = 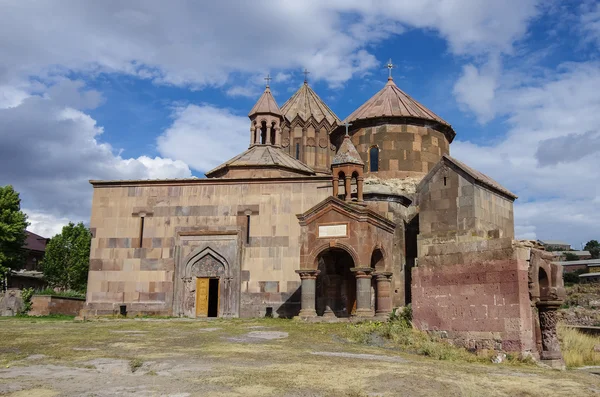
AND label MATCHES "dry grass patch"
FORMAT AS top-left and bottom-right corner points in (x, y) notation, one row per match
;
(558, 324), (600, 368)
